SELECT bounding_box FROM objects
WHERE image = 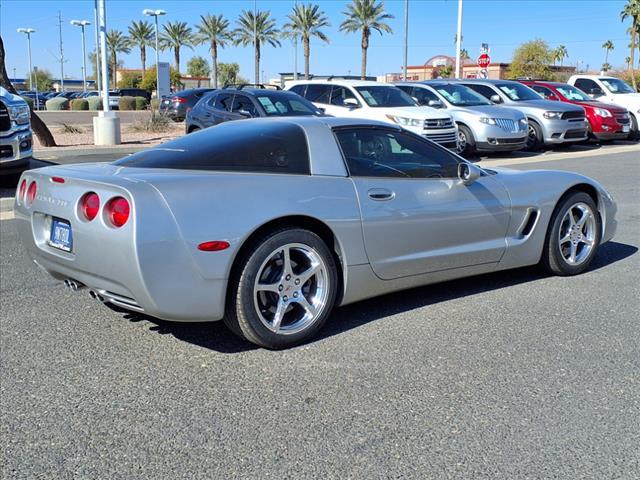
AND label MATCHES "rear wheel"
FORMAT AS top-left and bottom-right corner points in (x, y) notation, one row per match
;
(456, 124), (476, 157)
(541, 192), (601, 276)
(525, 120), (543, 151)
(225, 228), (338, 349)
